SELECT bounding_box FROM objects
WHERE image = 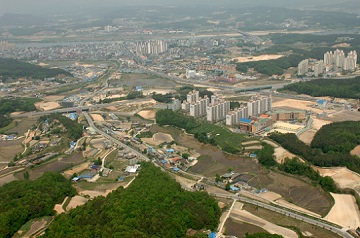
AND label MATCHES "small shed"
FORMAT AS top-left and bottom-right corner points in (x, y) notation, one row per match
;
(250, 153), (257, 158)
(173, 167), (180, 172)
